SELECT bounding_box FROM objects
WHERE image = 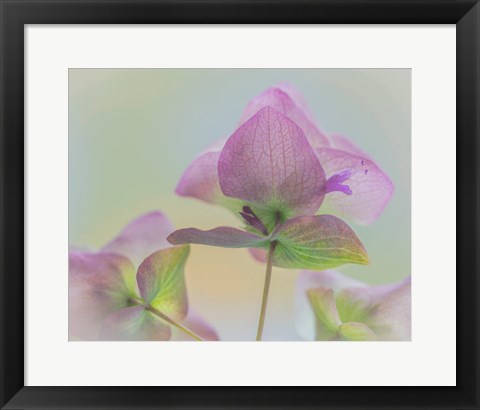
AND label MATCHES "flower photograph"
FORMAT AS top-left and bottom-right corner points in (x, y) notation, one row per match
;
(69, 69), (411, 341)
